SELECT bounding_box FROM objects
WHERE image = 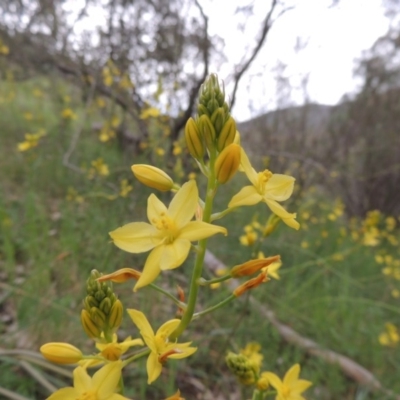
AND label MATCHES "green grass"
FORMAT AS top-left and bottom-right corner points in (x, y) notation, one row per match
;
(0, 77), (399, 400)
